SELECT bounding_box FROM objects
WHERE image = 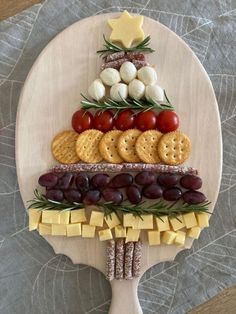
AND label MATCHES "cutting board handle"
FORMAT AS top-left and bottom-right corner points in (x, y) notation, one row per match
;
(109, 278), (142, 314)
